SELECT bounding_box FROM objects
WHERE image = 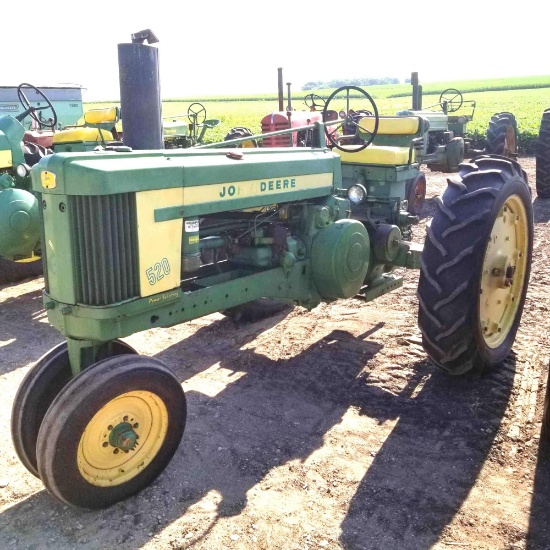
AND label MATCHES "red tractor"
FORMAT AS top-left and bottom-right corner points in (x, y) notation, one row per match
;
(224, 71), (338, 148)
